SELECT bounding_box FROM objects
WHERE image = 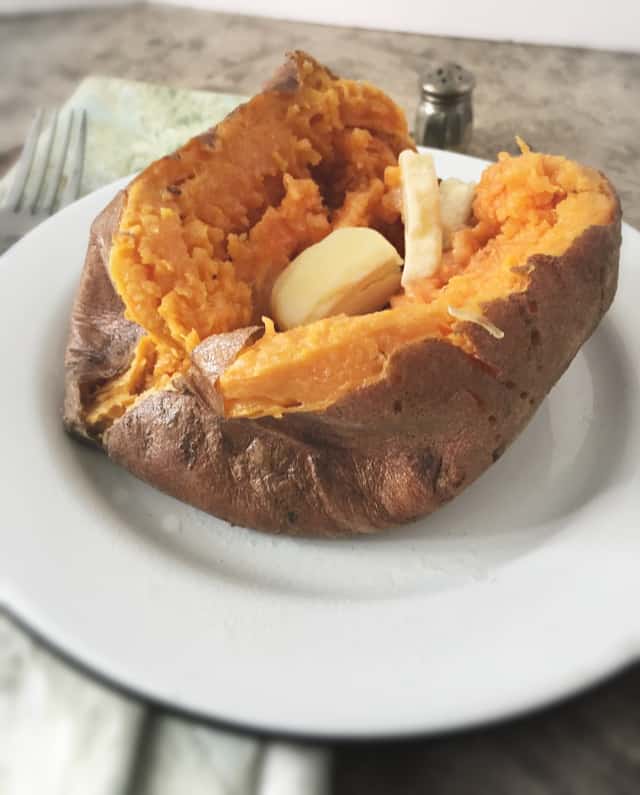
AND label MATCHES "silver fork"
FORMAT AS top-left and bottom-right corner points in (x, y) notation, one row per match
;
(0, 107), (87, 255)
